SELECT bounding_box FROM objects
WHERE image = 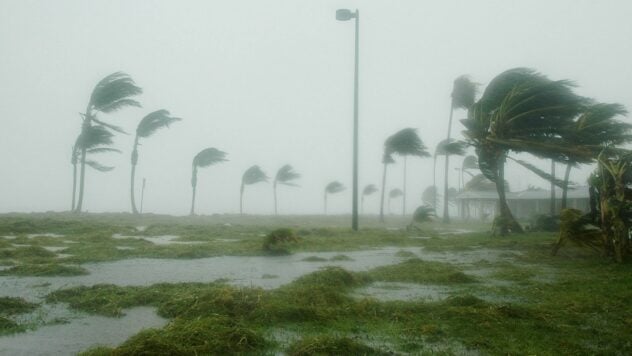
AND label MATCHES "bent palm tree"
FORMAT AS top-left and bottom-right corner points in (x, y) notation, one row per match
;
(443, 76), (478, 223)
(273, 165), (300, 215)
(388, 188), (403, 214)
(361, 184), (378, 214)
(75, 72), (142, 213)
(462, 68), (589, 234)
(433, 139), (466, 214)
(240, 165), (268, 215)
(324, 181), (345, 214)
(380, 128), (429, 220)
(130, 110), (181, 214)
(190, 148), (228, 215)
